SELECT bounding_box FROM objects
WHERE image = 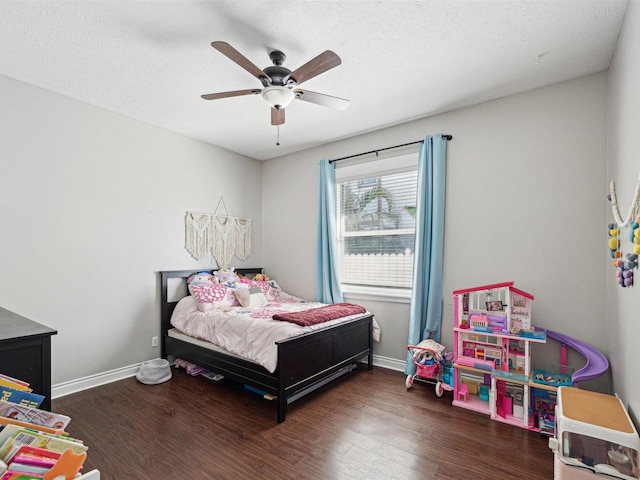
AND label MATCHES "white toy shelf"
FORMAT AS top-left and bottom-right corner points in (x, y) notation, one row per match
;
(76, 470), (101, 479)
(549, 387), (639, 479)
